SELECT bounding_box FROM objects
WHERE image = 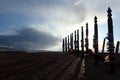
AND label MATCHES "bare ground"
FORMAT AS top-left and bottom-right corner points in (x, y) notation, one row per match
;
(0, 51), (120, 80)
